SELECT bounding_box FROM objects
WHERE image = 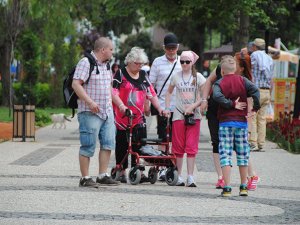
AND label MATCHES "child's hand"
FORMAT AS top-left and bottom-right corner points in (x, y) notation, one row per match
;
(185, 105), (194, 115)
(163, 109), (170, 117)
(234, 97), (247, 110)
